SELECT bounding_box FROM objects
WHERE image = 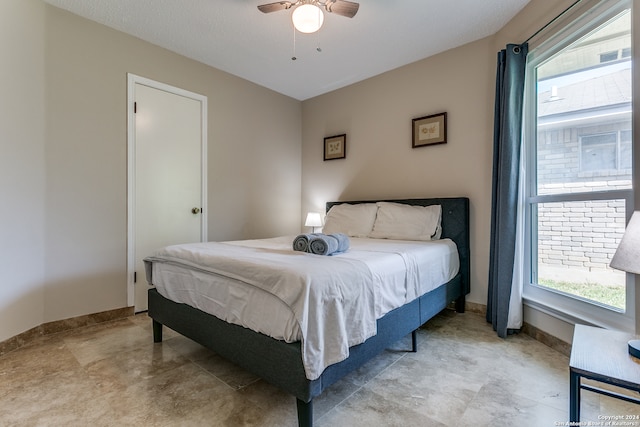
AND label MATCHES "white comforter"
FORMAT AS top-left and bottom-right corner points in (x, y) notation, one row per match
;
(144, 236), (458, 380)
